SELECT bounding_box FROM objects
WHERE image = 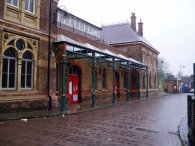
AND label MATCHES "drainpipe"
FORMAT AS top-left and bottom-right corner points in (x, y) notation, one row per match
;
(47, 0), (52, 111)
